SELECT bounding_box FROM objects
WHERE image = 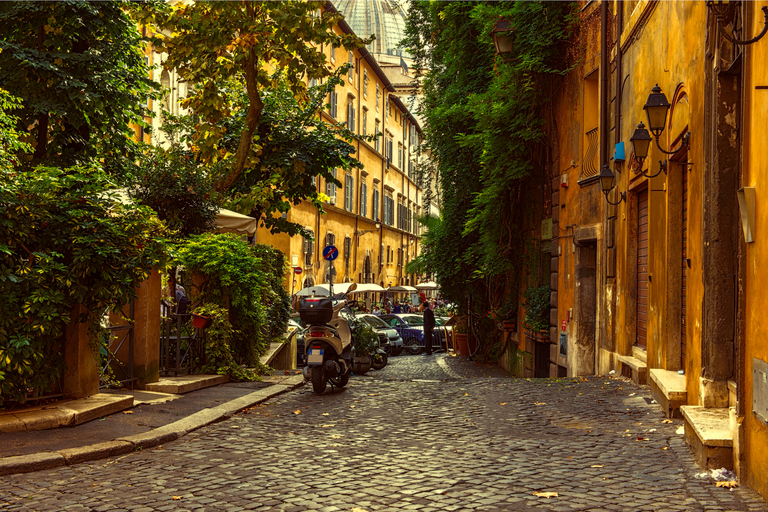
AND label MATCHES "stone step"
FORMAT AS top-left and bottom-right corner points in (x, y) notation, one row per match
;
(632, 346), (647, 363)
(680, 405), (733, 470)
(617, 355), (647, 385)
(0, 394), (134, 433)
(144, 374), (229, 394)
(649, 369), (687, 418)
